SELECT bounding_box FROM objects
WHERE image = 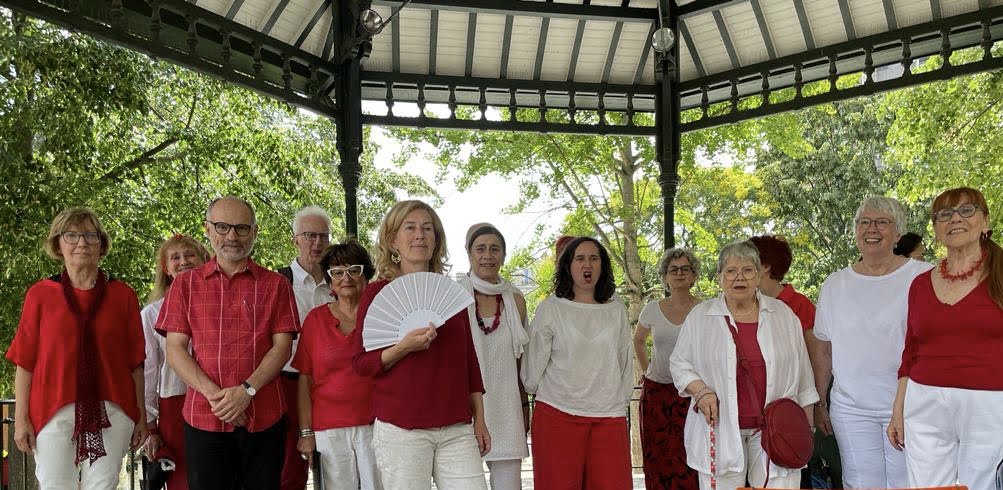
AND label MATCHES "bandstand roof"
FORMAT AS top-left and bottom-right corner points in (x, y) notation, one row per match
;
(4, 0), (1003, 136)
